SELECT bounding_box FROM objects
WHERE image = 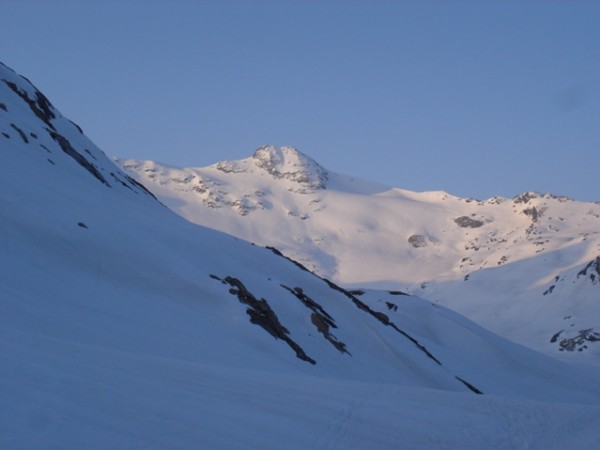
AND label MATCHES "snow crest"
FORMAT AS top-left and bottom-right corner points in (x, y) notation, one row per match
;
(252, 145), (328, 192)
